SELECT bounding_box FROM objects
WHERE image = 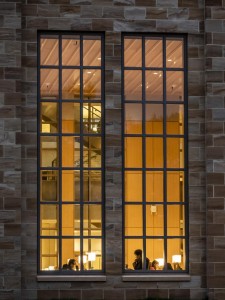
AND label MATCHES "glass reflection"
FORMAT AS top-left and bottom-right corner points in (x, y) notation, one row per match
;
(166, 39), (183, 68)
(41, 69), (59, 99)
(40, 239), (59, 270)
(62, 170), (80, 202)
(167, 205), (185, 236)
(125, 137), (142, 168)
(124, 70), (142, 101)
(83, 103), (101, 134)
(83, 37), (101, 66)
(83, 171), (101, 202)
(167, 104), (184, 134)
(146, 138), (163, 168)
(62, 36), (80, 66)
(40, 37), (58, 66)
(83, 70), (101, 100)
(83, 204), (102, 236)
(125, 104), (142, 134)
(41, 102), (58, 133)
(62, 204), (80, 236)
(41, 136), (58, 167)
(124, 38), (142, 67)
(167, 171), (184, 202)
(125, 171), (142, 202)
(125, 205), (143, 236)
(146, 205), (164, 236)
(167, 138), (184, 168)
(146, 171), (163, 202)
(83, 137), (101, 168)
(62, 69), (80, 99)
(145, 104), (163, 134)
(166, 71), (183, 101)
(145, 38), (162, 68)
(62, 103), (80, 133)
(62, 136), (80, 167)
(41, 171), (58, 202)
(41, 204), (58, 236)
(146, 71), (163, 101)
